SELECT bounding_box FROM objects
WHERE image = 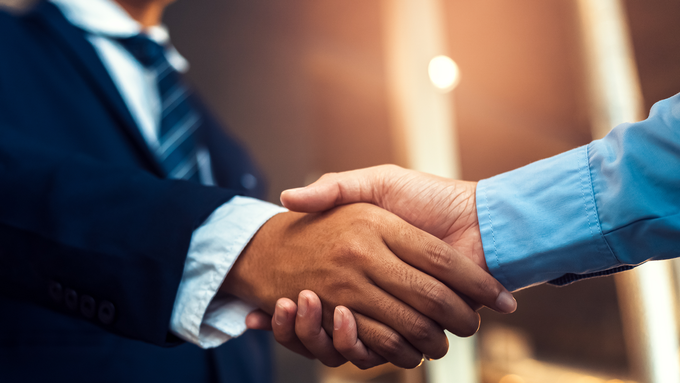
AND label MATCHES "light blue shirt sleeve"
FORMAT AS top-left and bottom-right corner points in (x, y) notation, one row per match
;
(477, 93), (680, 291)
